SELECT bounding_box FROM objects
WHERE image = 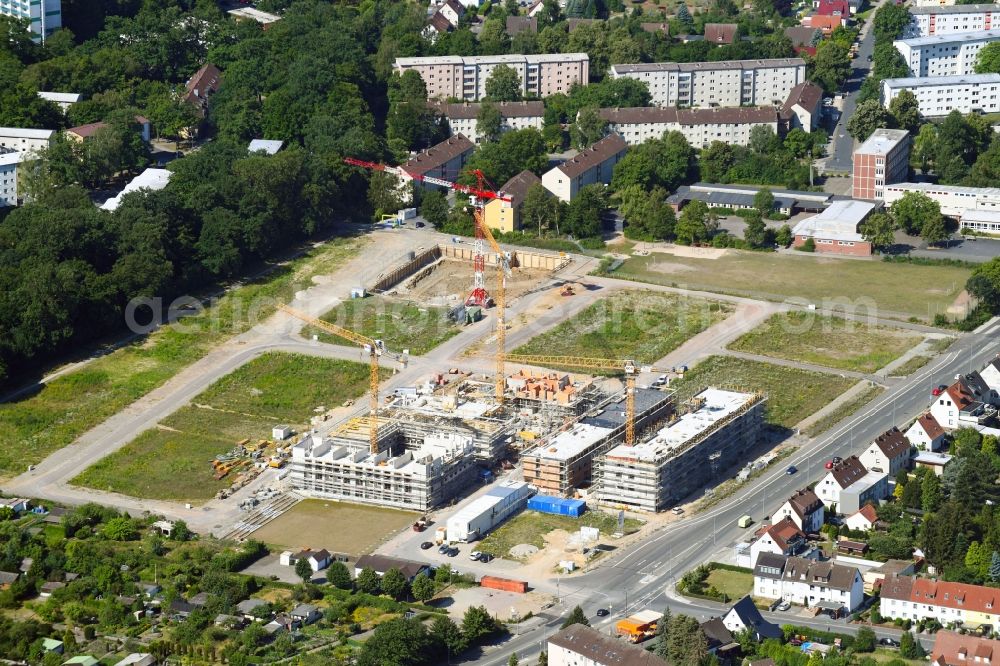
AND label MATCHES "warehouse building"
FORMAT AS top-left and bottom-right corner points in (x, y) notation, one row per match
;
(446, 481), (533, 542)
(668, 183), (834, 216)
(595, 389), (765, 513)
(881, 73), (1000, 116)
(289, 432), (477, 511)
(522, 388), (674, 496)
(906, 4), (1000, 38)
(894, 29), (1000, 76)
